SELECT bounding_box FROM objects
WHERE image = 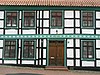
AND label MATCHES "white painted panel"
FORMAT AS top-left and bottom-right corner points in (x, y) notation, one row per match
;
(0, 49), (2, 58)
(43, 20), (49, 27)
(18, 60), (20, 64)
(40, 11), (42, 18)
(50, 29), (63, 34)
(64, 19), (74, 27)
(96, 21), (100, 28)
(75, 19), (80, 27)
(0, 40), (3, 47)
(65, 11), (74, 18)
(43, 49), (46, 58)
(67, 60), (74, 66)
(5, 29), (17, 34)
(75, 28), (80, 34)
(82, 29), (94, 34)
(82, 61), (94, 67)
(37, 20), (42, 27)
(43, 29), (49, 34)
(39, 49), (41, 58)
(96, 30), (100, 34)
(96, 40), (100, 48)
(96, 50), (100, 58)
(75, 11), (80, 18)
(0, 20), (3, 28)
(4, 60), (16, 64)
(19, 40), (21, 47)
(96, 60), (100, 67)
(0, 11), (4, 19)
(64, 28), (74, 34)
(36, 60), (38, 65)
(75, 39), (80, 47)
(18, 48), (20, 59)
(40, 29), (42, 34)
(39, 60), (41, 65)
(0, 60), (2, 64)
(37, 11), (39, 18)
(19, 11), (22, 19)
(67, 39), (74, 47)
(0, 29), (3, 34)
(76, 60), (80, 66)
(19, 20), (21, 28)
(43, 39), (46, 47)
(67, 49), (74, 58)
(22, 60), (34, 64)
(76, 49), (80, 58)
(19, 29), (21, 34)
(23, 30), (35, 34)
(96, 12), (100, 19)
(43, 60), (46, 65)
(36, 49), (38, 59)
(36, 40), (38, 47)
(44, 11), (49, 18)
